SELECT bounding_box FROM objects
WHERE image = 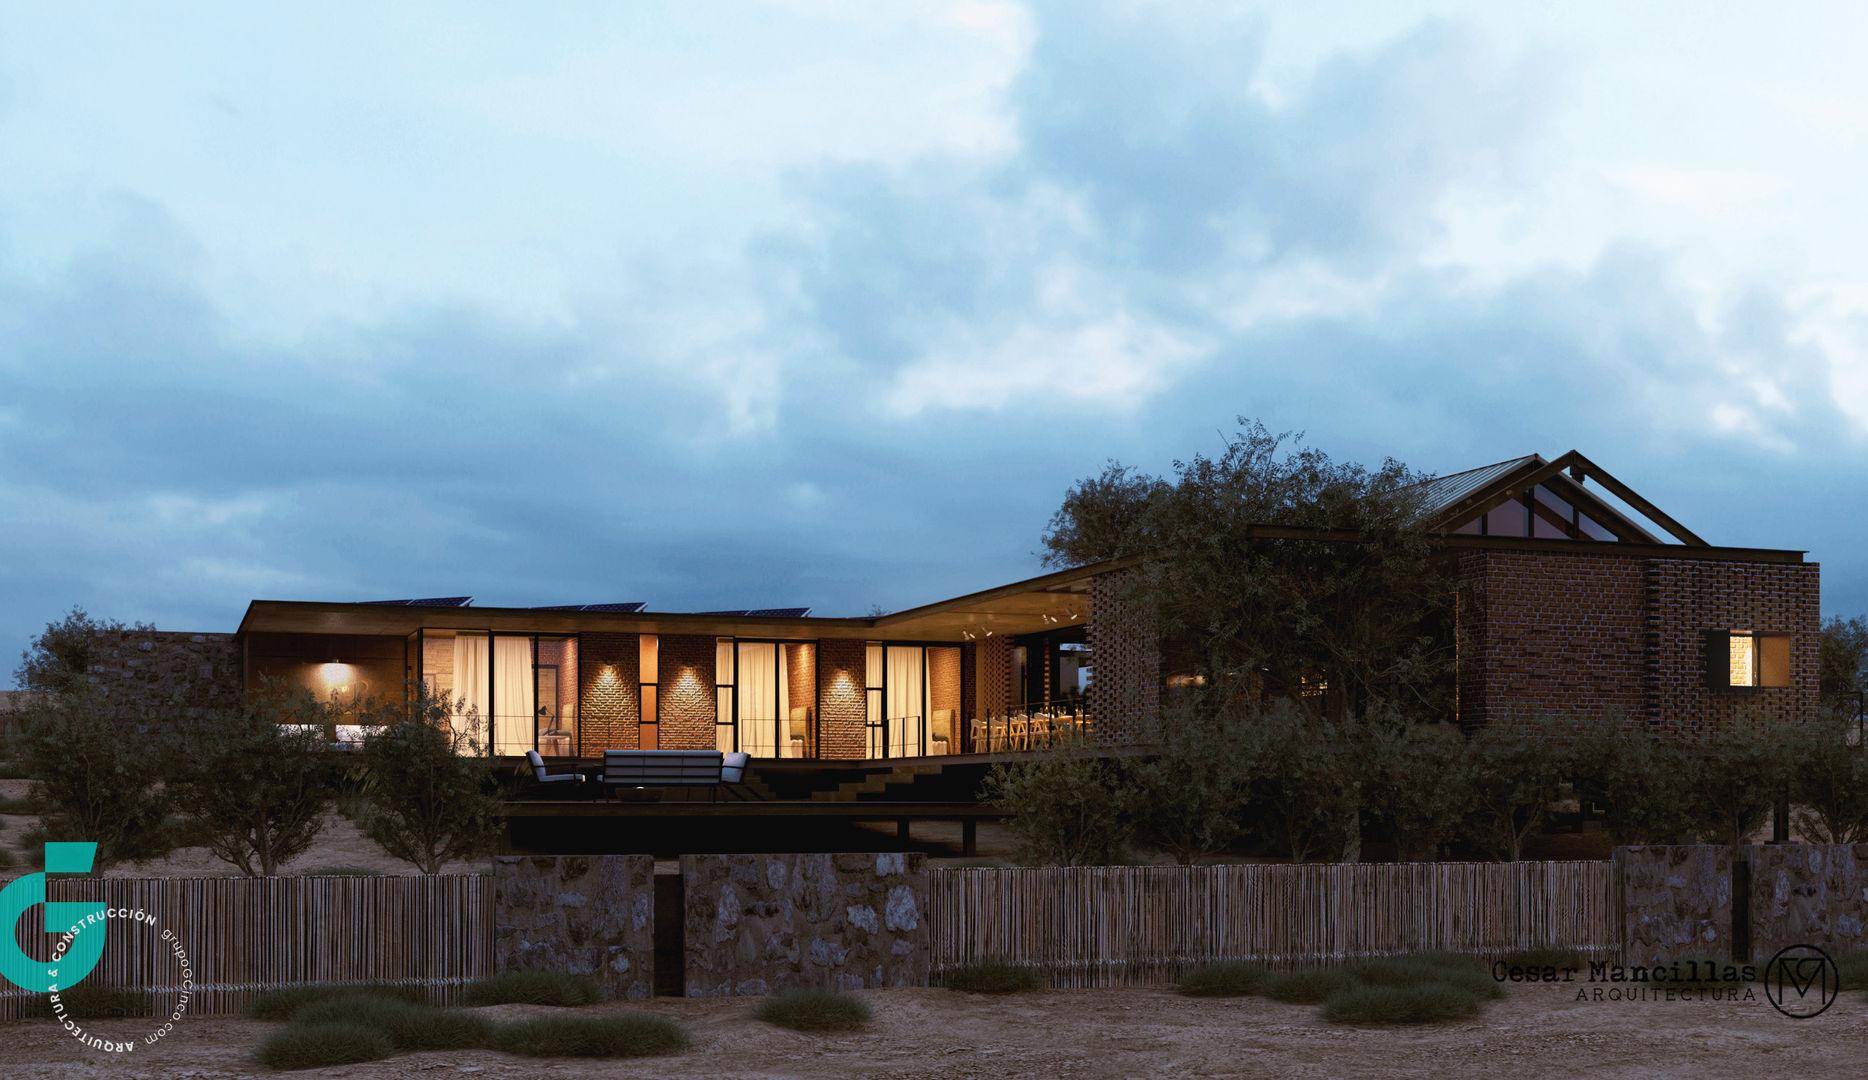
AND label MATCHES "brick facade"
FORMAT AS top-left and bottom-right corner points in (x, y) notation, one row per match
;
(577, 631), (641, 752)
(816, 638), (867, 759)
(1459, 551), (1819, 737)
(656, 634), (718, 751)
(1086, 570), (1158, 745)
